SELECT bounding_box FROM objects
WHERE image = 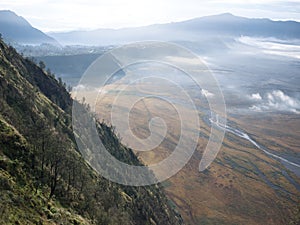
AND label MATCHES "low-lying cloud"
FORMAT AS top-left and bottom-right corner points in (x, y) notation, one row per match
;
(237, 36), (300, 59)
(249, 90), (300, 113)
(249, 93), (262, 101)
(201, 89), (214, 98)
